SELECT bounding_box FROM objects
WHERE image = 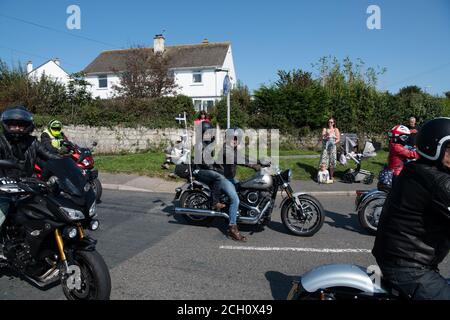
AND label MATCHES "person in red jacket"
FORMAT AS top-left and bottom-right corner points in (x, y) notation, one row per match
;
(388, 125), (419, 182)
